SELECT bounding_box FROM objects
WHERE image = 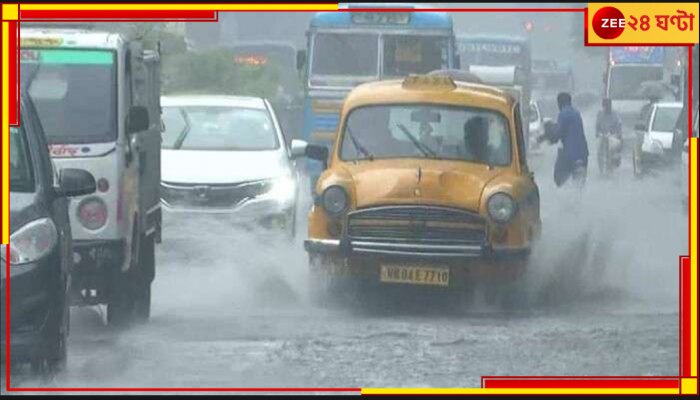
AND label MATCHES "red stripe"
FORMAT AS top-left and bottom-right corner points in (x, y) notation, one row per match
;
(9, 21), (18, 126)
(681, 257), (692, 376)
(484, 378), (679, 389)
(583, 8), (589, 46)
(20, 10), (217, 20)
